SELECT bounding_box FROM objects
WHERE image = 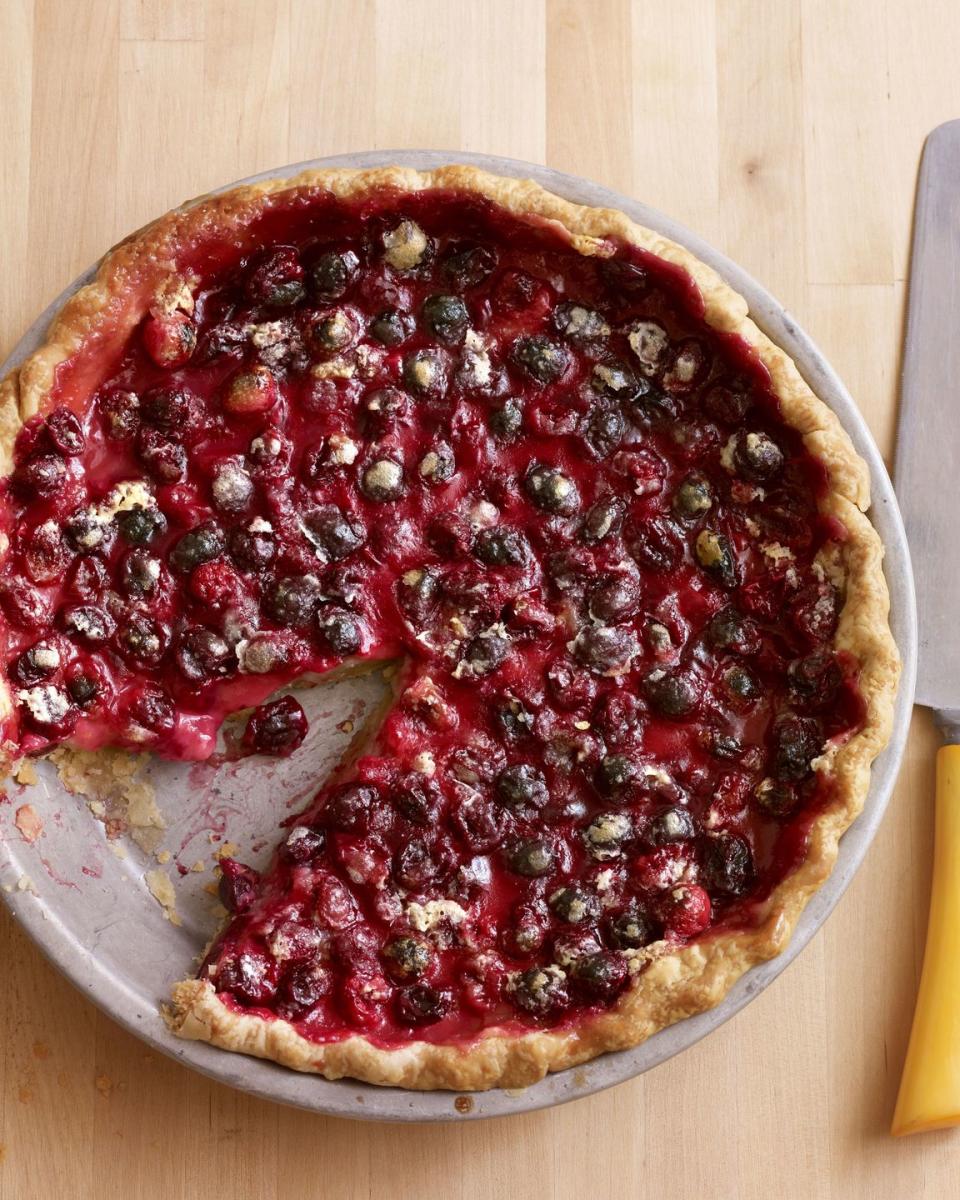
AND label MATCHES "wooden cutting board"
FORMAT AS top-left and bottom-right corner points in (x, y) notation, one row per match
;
(0, 1), (955, 1197)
